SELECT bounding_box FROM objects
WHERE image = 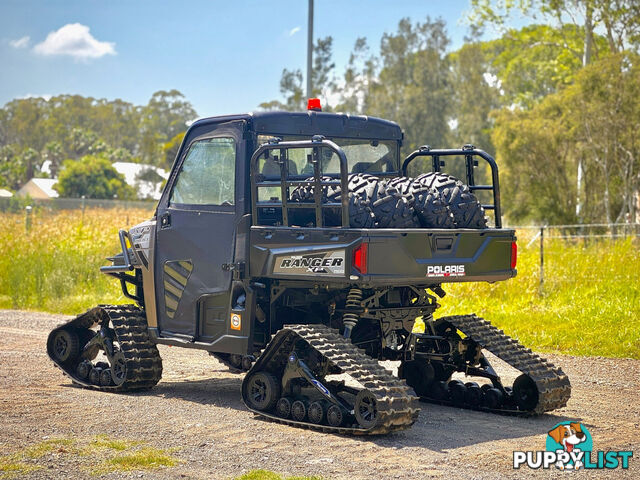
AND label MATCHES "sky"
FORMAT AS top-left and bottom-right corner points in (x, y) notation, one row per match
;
(1, 0), (501, 117)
